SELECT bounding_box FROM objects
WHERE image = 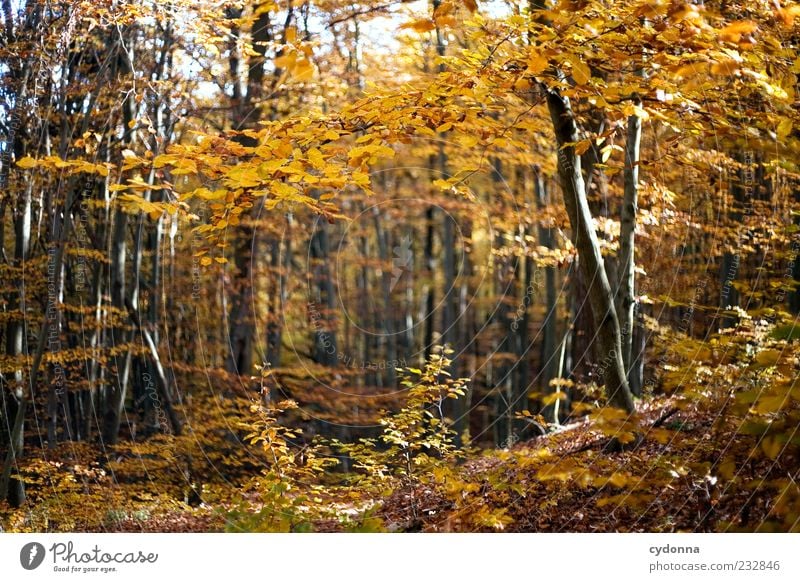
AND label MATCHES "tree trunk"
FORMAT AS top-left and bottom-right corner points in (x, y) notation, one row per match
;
(310, 221), (338, 367)
(618, 102), (642, 373)
(373, 206), (397, 385)
(546, 88), (635, 413)
(535, 170), (561, 421)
